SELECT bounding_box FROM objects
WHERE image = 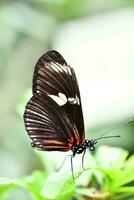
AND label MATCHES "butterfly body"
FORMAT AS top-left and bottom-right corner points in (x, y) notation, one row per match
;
(72, 139), (97, 156)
